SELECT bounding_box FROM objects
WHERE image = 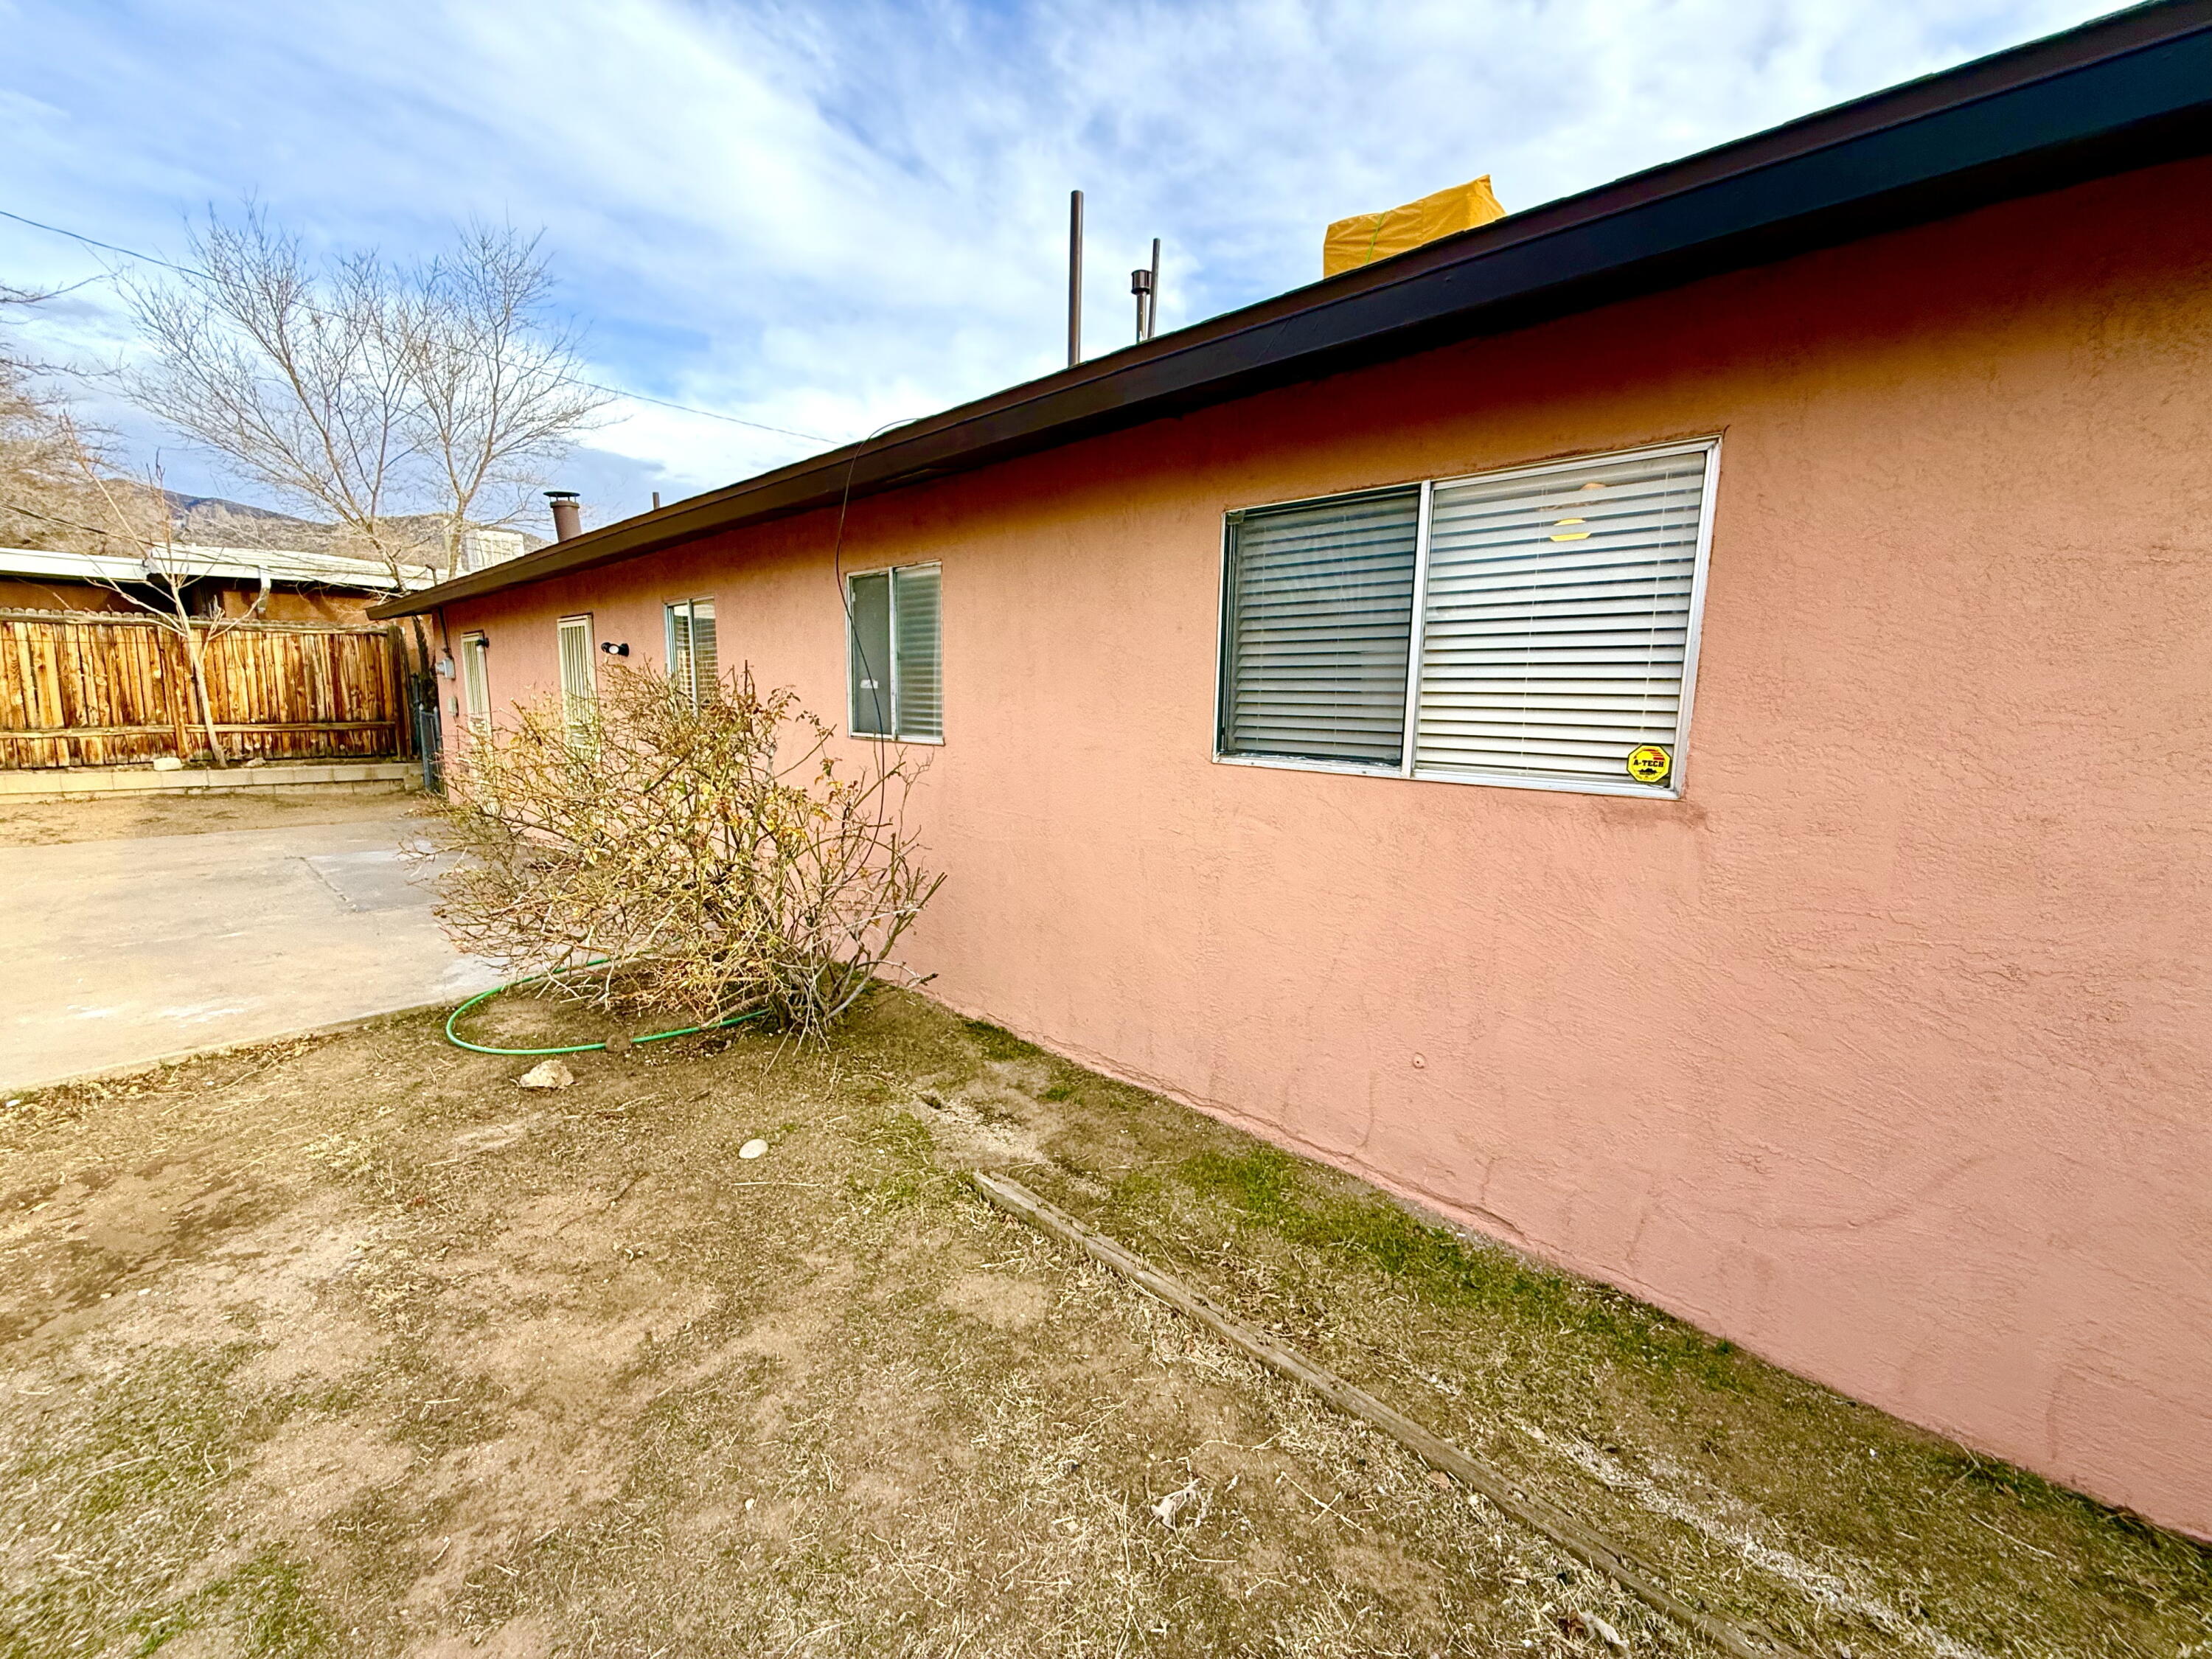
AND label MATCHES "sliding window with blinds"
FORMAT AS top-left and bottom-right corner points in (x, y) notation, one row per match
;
(1217, 439), (1717, 796)
(847, 562), (942, 741)
(1217, 487), (1419, 766)
(666, 599), (718, 706)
